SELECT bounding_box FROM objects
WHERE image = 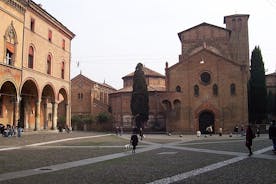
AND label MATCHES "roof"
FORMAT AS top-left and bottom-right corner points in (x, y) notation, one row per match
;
(71, 74), (116, 90)
(122, 66), (165, 79)
(110, 85), (166, 94)
(167, 48), (244, 72)
(178, 22), (230, 41)
(29, 0), (75, 39)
